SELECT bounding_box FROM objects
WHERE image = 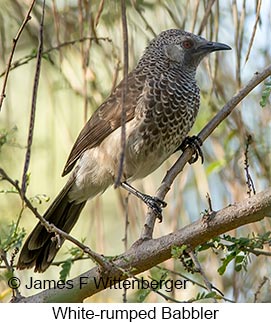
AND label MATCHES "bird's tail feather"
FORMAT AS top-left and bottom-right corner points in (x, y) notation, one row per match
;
(17, 183), (86, 272)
